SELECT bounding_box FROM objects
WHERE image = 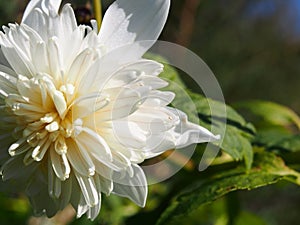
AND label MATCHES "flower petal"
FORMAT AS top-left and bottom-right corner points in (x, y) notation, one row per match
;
(99, 0), (170, 55)
(0, 31), (34, 77)
(77, 194), (89, 218)
(169, 108), (220, 148)
(75, 173), (99, 207)
(1, 155), (37, 181)
(22, 0), (62, 25)
(94, 86), (151, 121)
(94, 173), (113, 196)
(0, 46), (10, 67)
(66, 139), (95, 177)
(50, 148), (71, 181)
(27, 173), (59, 217)
(48, 160), (61, 198)
(112, 164), (147, 207)
(103, 59), (163, 89)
